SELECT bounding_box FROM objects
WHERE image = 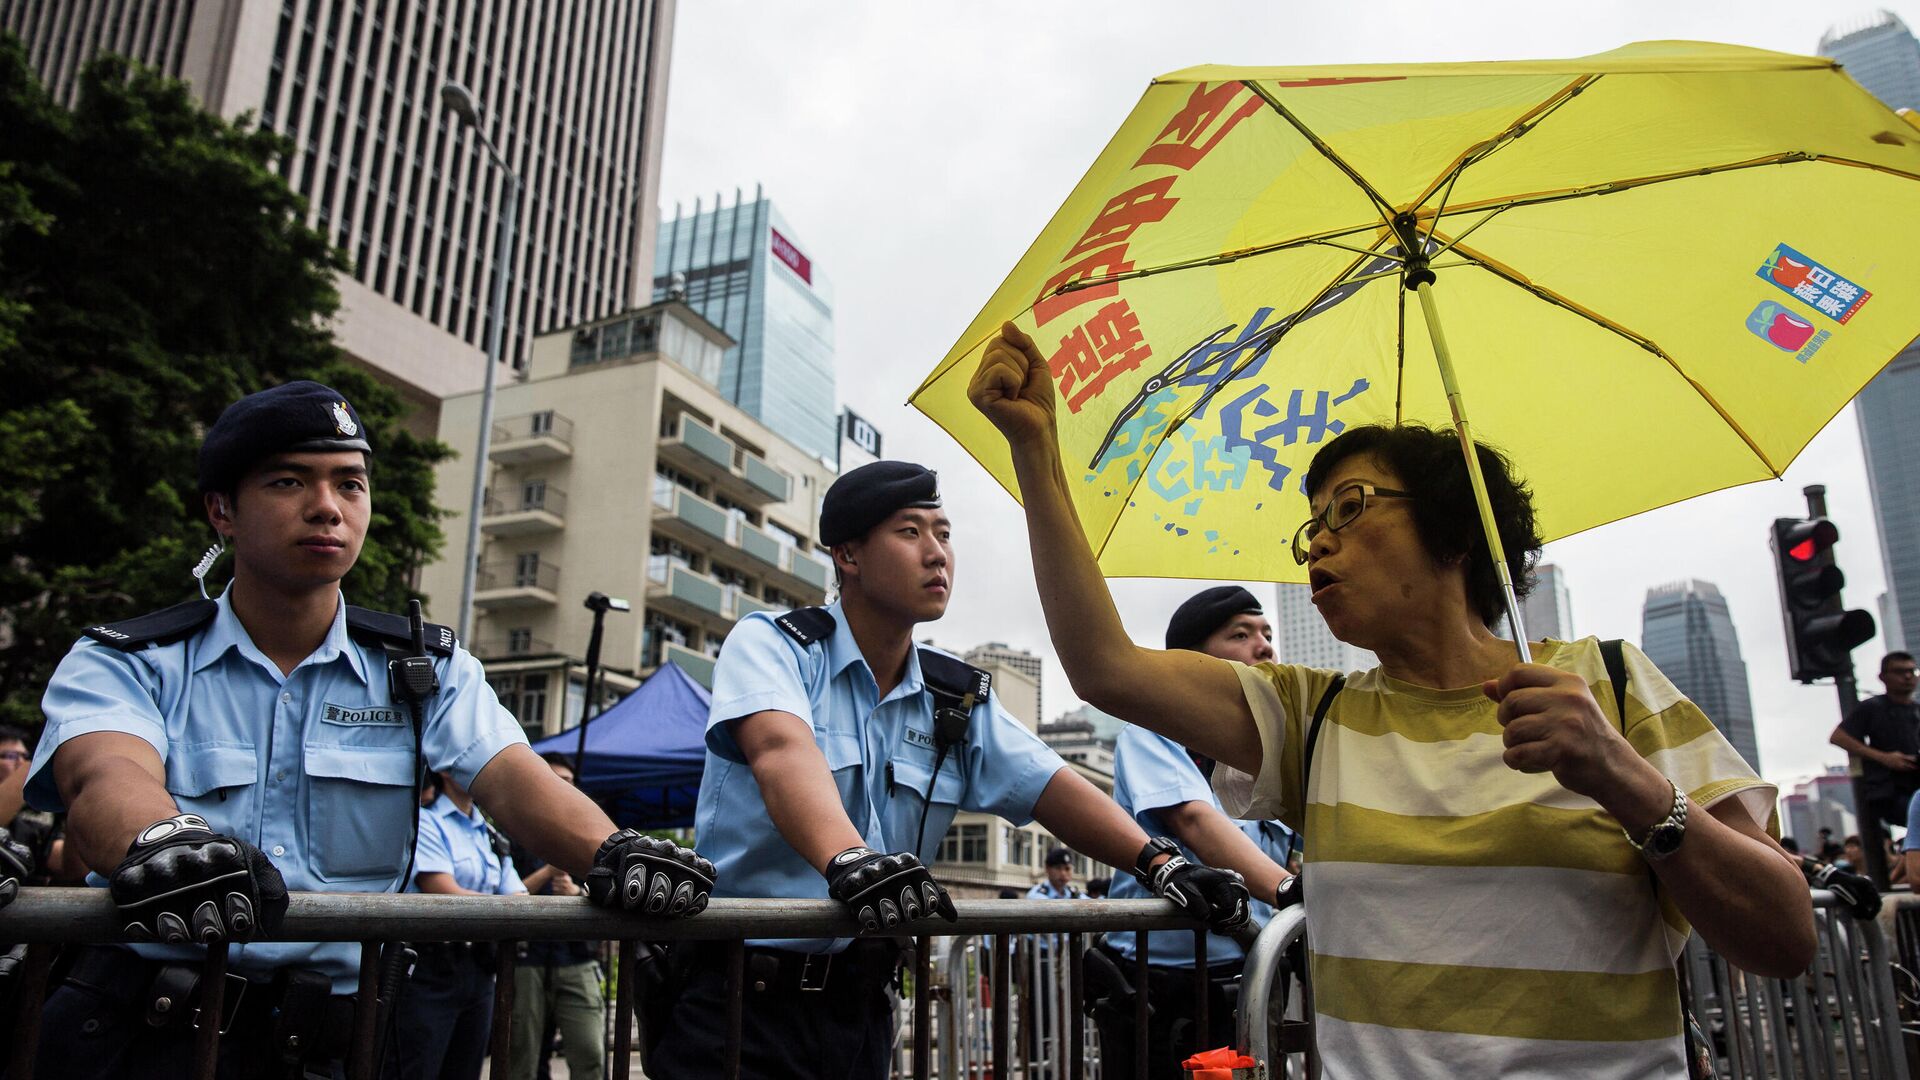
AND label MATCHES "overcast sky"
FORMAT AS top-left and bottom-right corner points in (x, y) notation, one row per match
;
(655, 1), (1908, 796)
